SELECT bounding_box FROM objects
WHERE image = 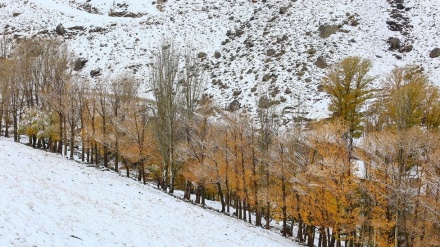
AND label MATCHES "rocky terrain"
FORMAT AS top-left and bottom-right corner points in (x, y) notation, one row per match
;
(1, 0), (439, 119)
